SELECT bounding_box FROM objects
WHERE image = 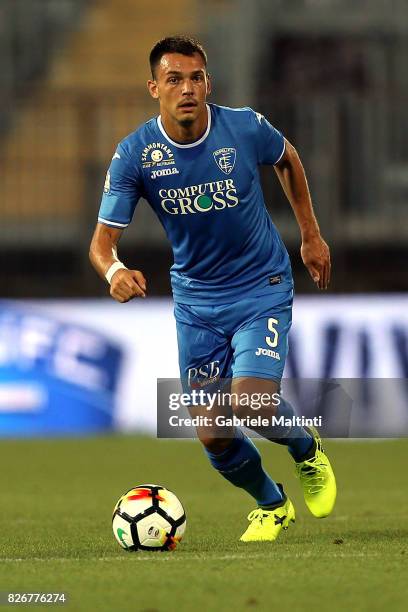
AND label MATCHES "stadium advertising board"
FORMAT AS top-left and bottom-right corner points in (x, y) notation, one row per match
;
(0, 297), (407, 437)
